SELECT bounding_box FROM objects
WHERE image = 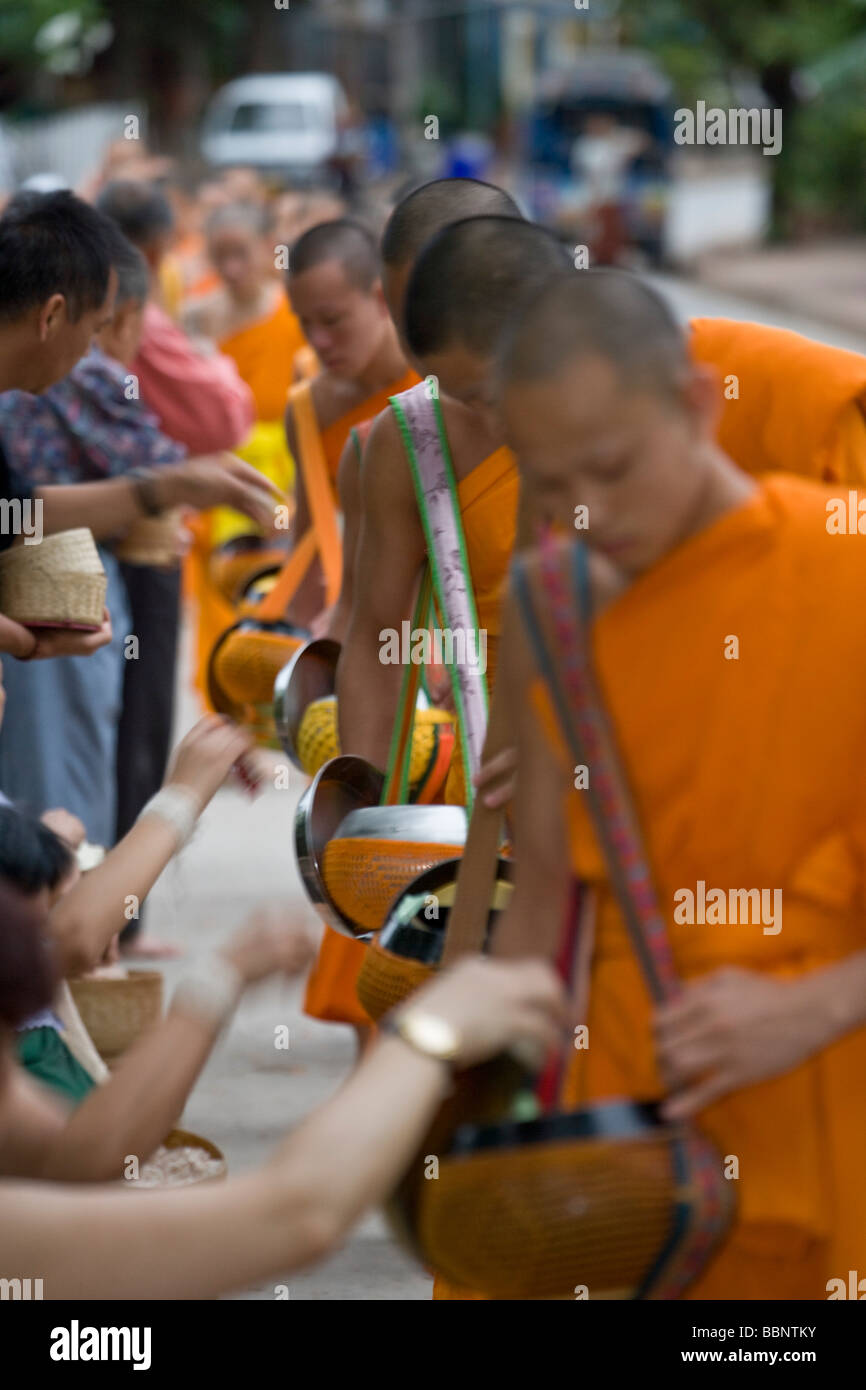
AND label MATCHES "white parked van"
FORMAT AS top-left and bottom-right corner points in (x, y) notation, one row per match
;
(200, 73), (349, 183)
